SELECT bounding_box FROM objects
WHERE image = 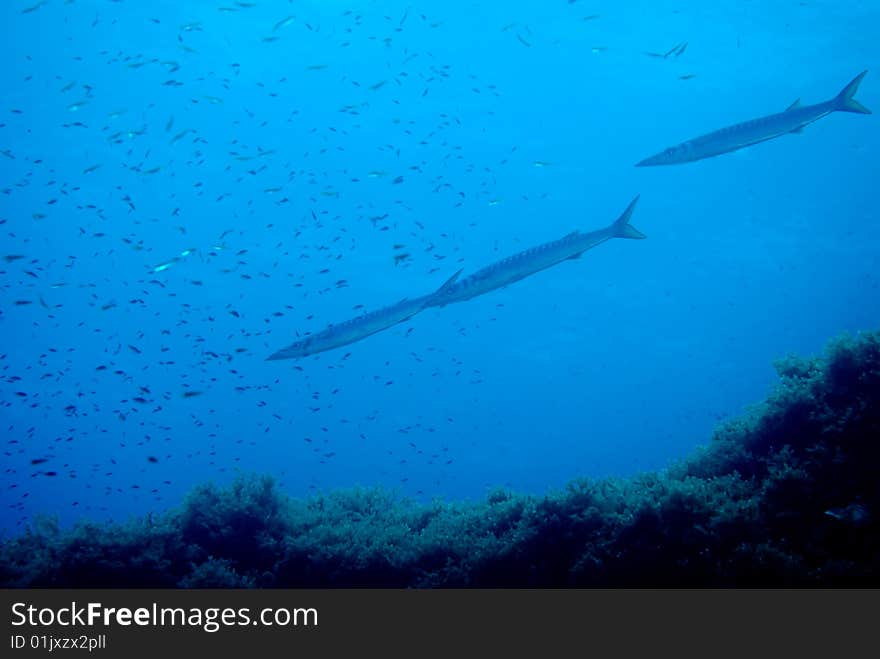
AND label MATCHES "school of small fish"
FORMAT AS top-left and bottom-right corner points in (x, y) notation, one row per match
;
(0, 2), (871, 528)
